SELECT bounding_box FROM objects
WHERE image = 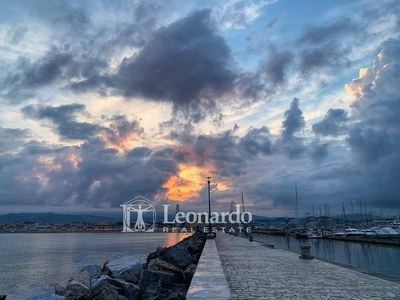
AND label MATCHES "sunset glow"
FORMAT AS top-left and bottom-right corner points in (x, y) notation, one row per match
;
(163, 164), (206, 201)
